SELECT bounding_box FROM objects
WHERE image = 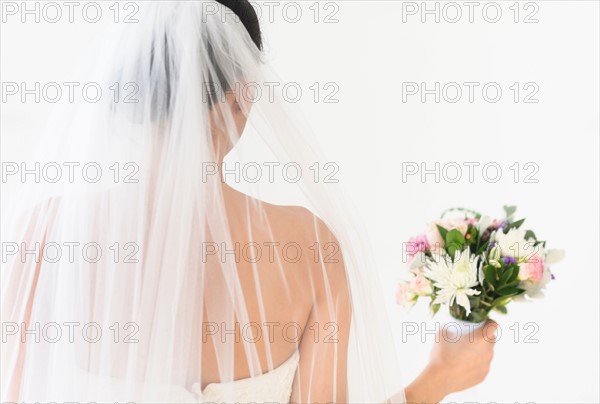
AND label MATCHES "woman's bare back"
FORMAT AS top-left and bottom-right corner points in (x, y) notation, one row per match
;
(199, 185), (345, 389)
